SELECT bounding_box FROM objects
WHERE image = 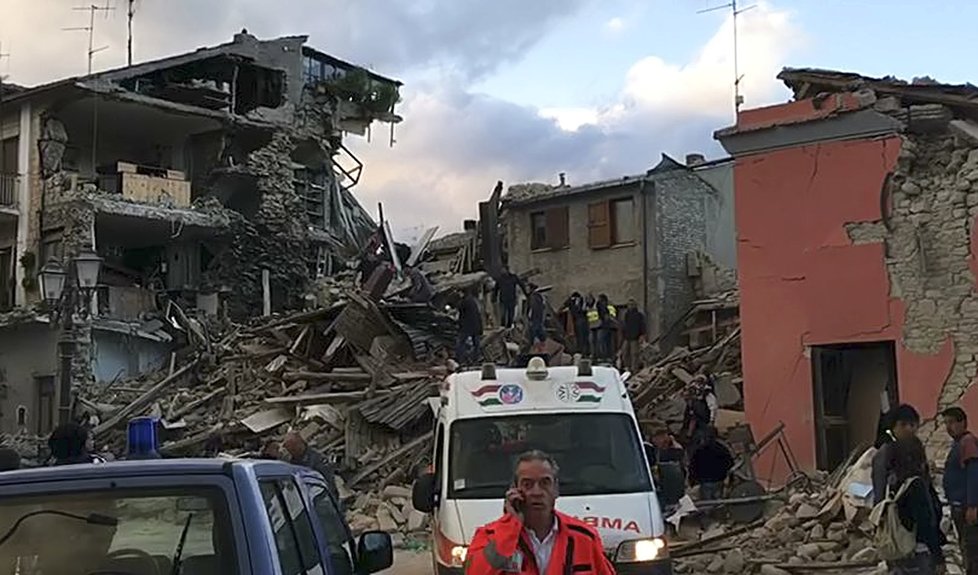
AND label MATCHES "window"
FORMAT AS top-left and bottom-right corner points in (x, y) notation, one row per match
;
(306, 481), (354, 575)
(528, 206), (569, 251)
(0, 487), (236, 574)
(16, 406), (26, 427)
(589, 198), (635, 249)
(36, 376), (55, 435)
(448, 413), (652, 499)
(260, 479), (325, 575)
(611, 198), (635, 244)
